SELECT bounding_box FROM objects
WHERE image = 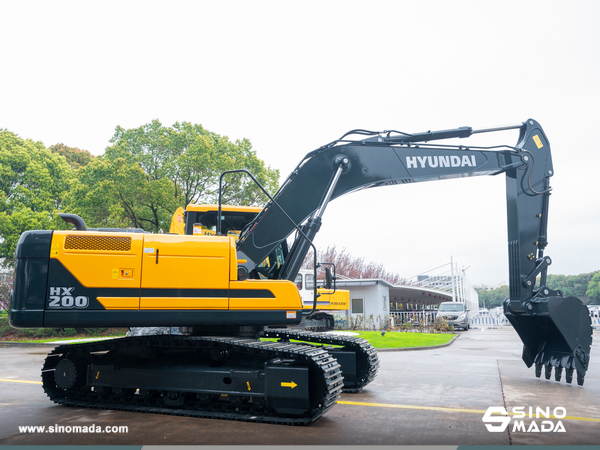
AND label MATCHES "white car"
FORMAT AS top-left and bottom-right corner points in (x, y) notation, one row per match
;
(437, 302), (470, 331)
